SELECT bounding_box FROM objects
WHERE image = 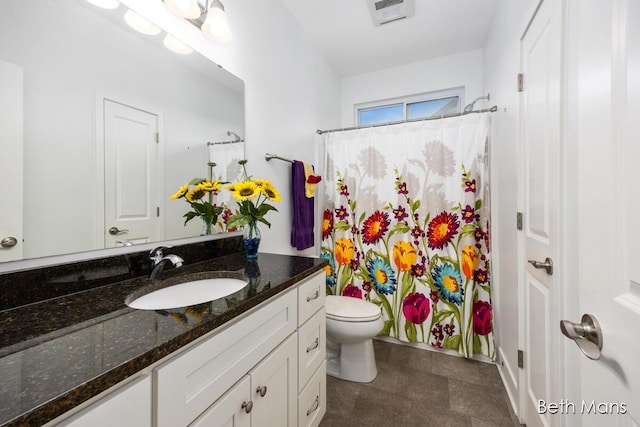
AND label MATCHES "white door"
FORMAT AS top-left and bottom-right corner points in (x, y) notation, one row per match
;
(566, 0), (640, 425)
(520, 1), (563, 426)
(0, 60), (24, 262)
(188, 376), (251, 427)
(104, 99), (160, 248)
